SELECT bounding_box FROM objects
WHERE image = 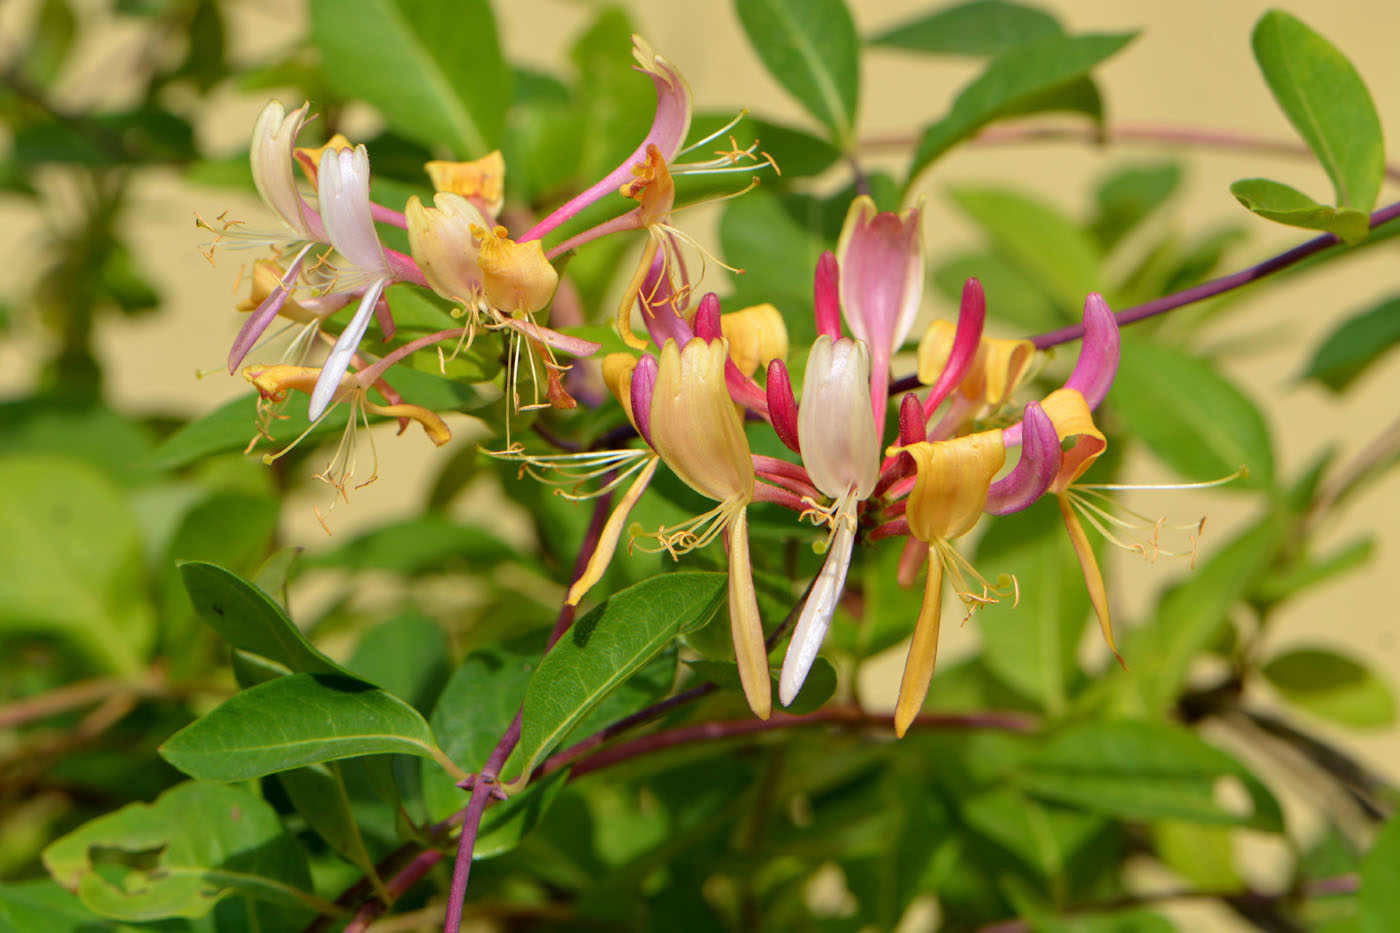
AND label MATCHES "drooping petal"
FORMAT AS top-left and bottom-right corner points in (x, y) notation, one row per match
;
(798, 336), (880, 500)
(727, 509), (771, 719)
(649, 338), (754, 504)
(894, 546), (943, 738)
(837, 195), (924, 423)
(227, 247), (314, 372)
(1064, 292), (1120, 410)
(318, 146), (389, 278)
(310, 277), (388, 420)
(566, 456), (660, 607)
(779, 510), (856, 706)
(1058, 493), (1124, 668)
(985, 401), (1060, 515)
